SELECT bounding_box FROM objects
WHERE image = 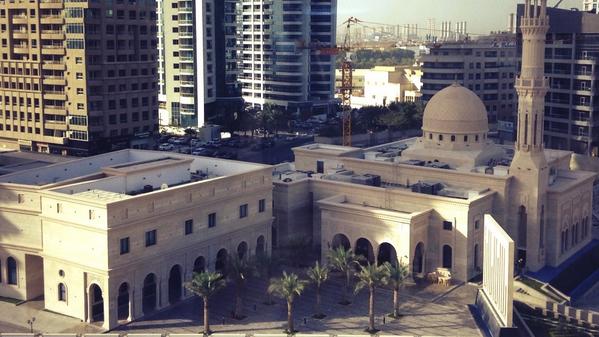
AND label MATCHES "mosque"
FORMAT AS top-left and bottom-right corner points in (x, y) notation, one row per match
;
(274, 0), (596, 281)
